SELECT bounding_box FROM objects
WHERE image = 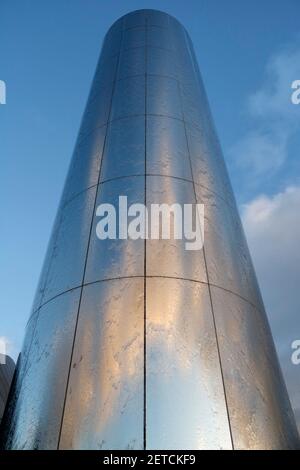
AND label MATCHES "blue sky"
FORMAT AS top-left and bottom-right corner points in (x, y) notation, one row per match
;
(1, 0), (300, 428)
